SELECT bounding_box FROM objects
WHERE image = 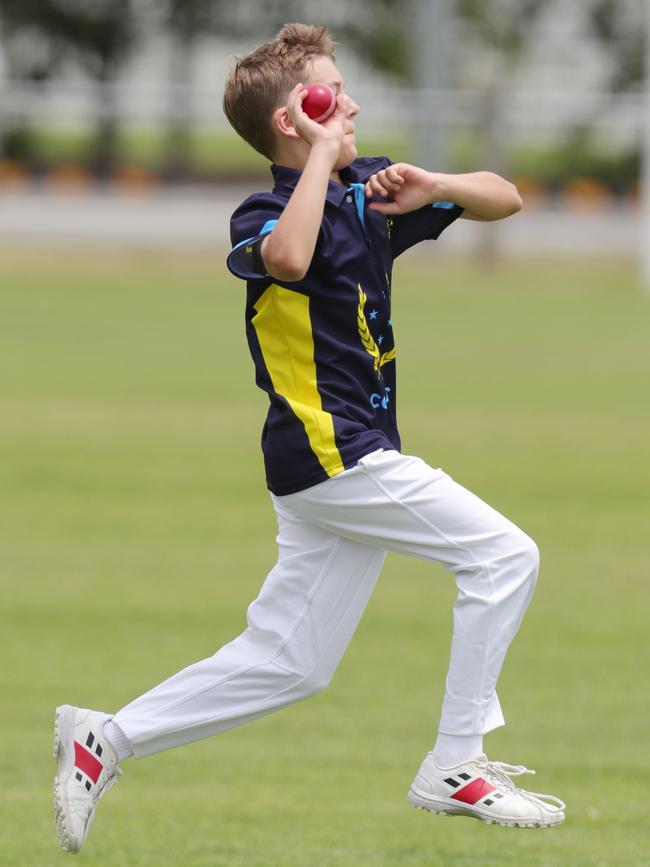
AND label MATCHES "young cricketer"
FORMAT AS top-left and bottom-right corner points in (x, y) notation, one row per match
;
(53, 23), (565, 854)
